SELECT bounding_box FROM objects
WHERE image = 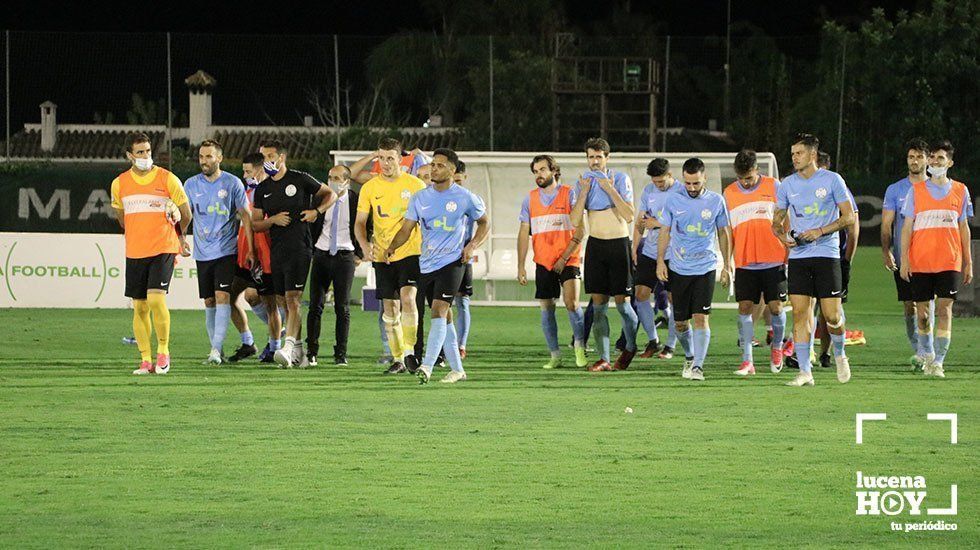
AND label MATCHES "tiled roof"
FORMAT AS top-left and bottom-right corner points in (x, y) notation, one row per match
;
(1, 129), (167, 160)
(2, 127), (461, 160)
